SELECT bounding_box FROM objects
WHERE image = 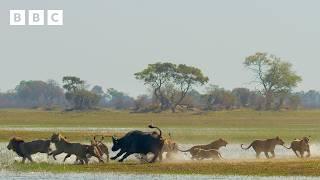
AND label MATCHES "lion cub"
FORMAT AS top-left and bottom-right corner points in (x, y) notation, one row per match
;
(193, 148), (223, 160)
(178, 138), (227, 160)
